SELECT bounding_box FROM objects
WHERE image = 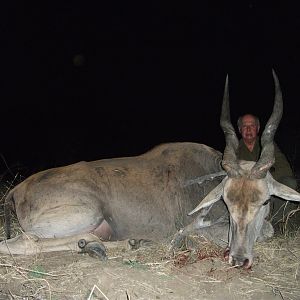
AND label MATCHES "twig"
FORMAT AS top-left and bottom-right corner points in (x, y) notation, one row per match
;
(0, 263), (65, 277)
(0, 153), (15, 181)
(272, 286), (285, 300)
(87, 284), (110, 300)
(2, 249), (27, 280)
(107, 255), (123, 260)
(26, 278), (52, 300)
(126, 290), (130, 300)
(8, 289), (16, 300)
(287, 248), (299, 260)
(284, 206), (300, 234)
